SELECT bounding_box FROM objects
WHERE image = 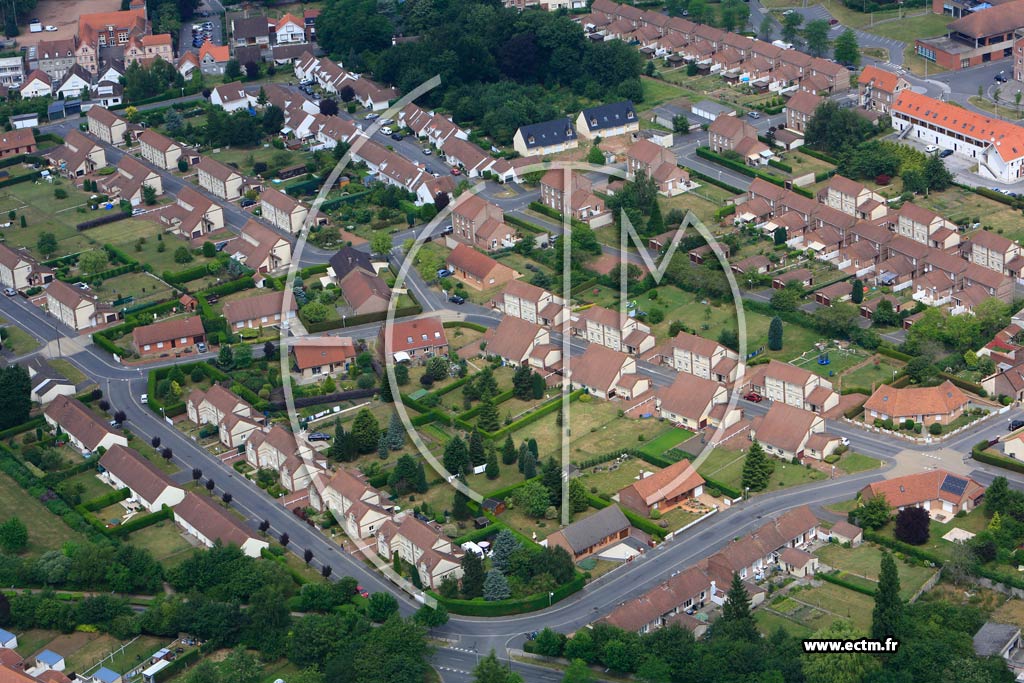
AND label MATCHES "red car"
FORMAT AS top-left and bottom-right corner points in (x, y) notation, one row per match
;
(743, 392), (763, 403)
(356, 585), (370, 598)
(450, 167), (462, 176)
